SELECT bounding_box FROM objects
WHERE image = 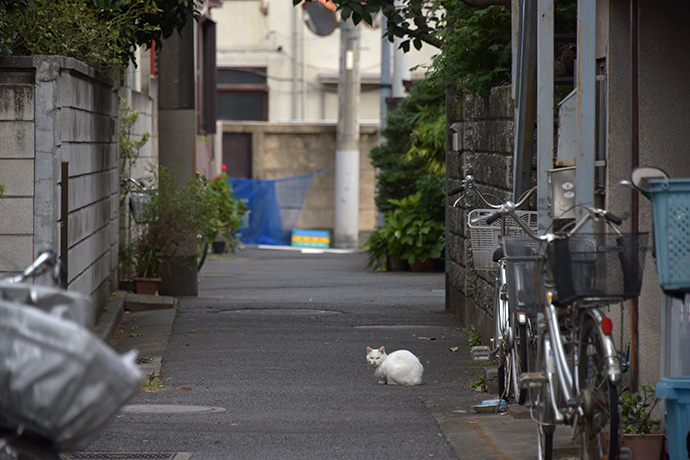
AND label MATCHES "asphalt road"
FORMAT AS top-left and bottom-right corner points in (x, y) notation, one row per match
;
(87, 247), (487, 460)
